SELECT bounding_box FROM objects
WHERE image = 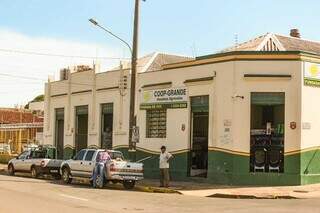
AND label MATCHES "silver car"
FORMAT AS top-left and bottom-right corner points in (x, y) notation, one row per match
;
(8, 146), (63, 179)
(60, 149), (144, 189)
